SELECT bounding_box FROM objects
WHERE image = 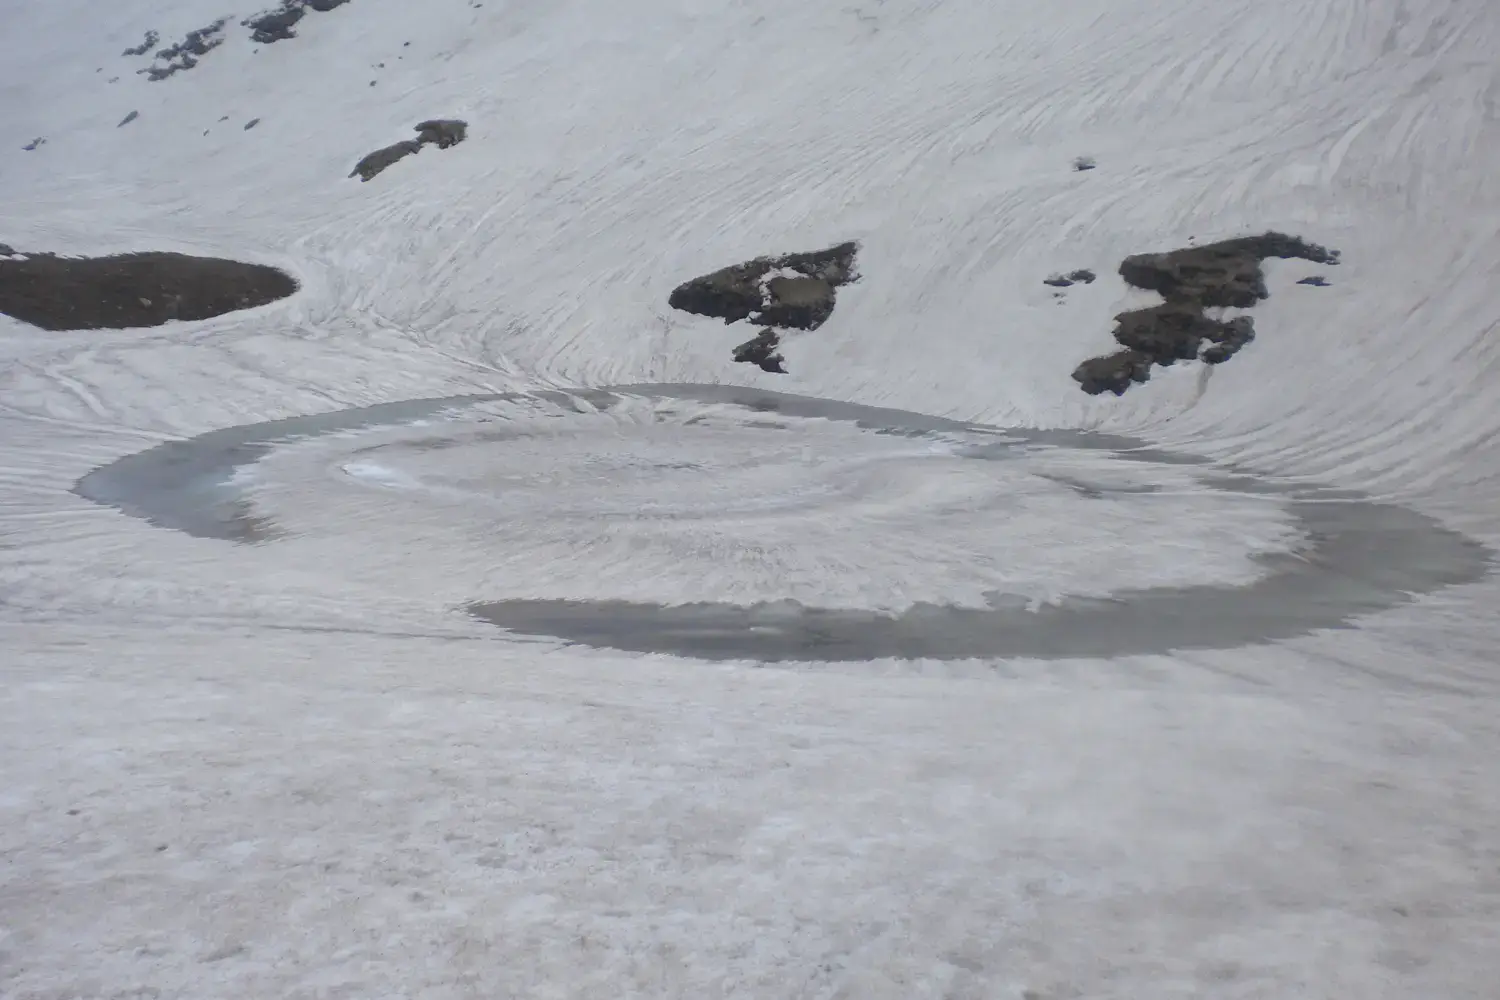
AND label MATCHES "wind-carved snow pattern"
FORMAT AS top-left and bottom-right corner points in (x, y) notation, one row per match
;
(74, 384), (1488, 662)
